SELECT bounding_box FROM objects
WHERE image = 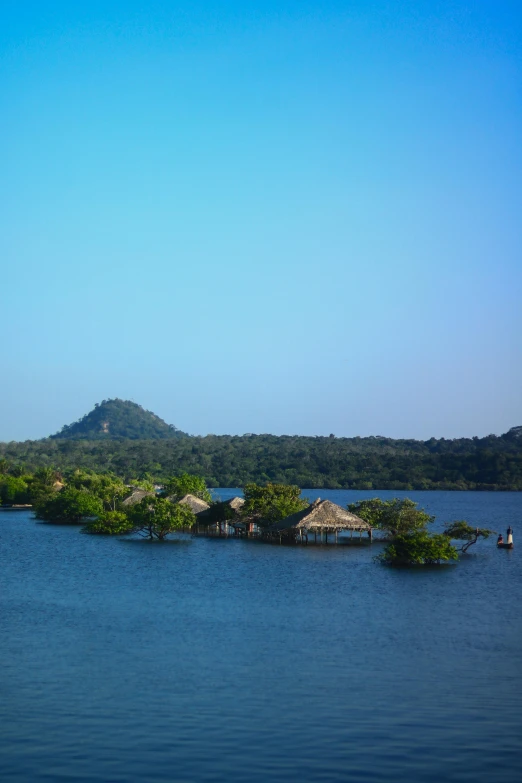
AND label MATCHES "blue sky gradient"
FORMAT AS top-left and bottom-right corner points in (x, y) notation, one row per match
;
(2, 1), (521, 440)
